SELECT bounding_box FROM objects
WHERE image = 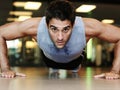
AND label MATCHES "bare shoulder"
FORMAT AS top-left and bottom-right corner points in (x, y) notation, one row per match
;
(81, 17), (104, 38)
(19, 17), (42, 34)
(81, 17), (120, 43)
(19, 17), (42, 39)
(82, 17), (103, 31)
(0, 17), (43, 41)
(20, 17), (42, 28)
